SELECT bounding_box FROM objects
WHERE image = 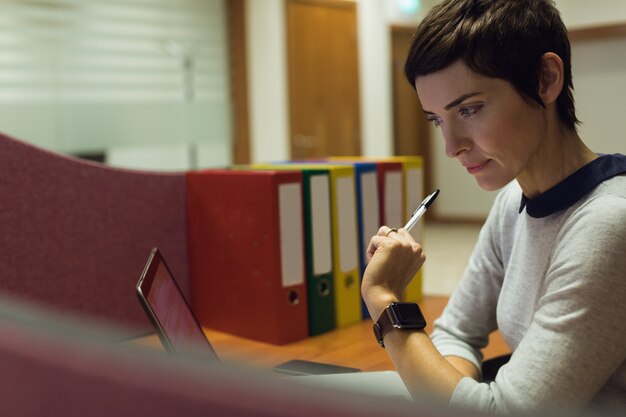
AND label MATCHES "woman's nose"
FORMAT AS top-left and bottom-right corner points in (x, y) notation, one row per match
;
(442, 122), (471, 158)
